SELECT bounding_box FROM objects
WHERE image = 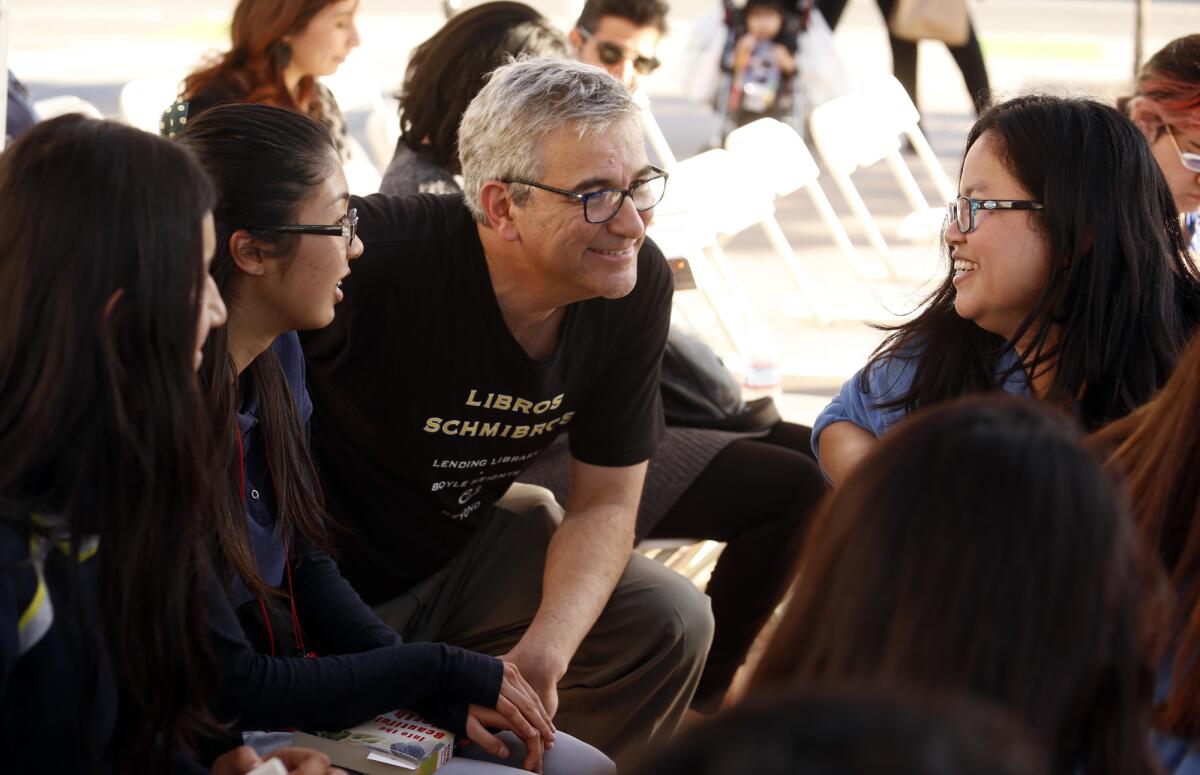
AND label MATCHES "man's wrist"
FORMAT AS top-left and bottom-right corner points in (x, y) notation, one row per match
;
(509, 637), (570, 681)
